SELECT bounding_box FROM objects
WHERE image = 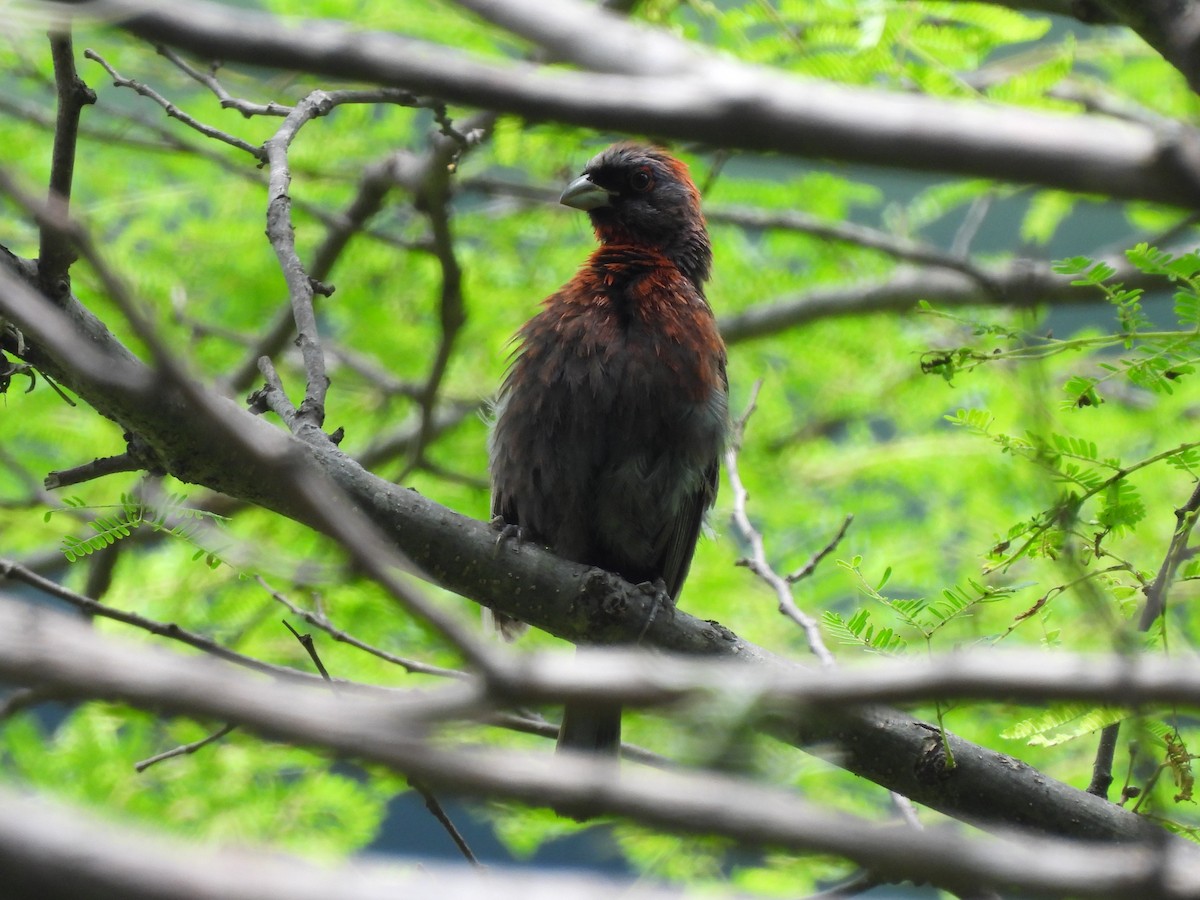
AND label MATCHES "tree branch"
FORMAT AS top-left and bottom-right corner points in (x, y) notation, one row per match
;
(717, 245), (1184, 344)
(38, 30), (95, 299)
(84, 47), (266, 160)
(1, 606), (1195, 898)
(1, 786), (730, 900)
(52, 0), (1200, 206)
